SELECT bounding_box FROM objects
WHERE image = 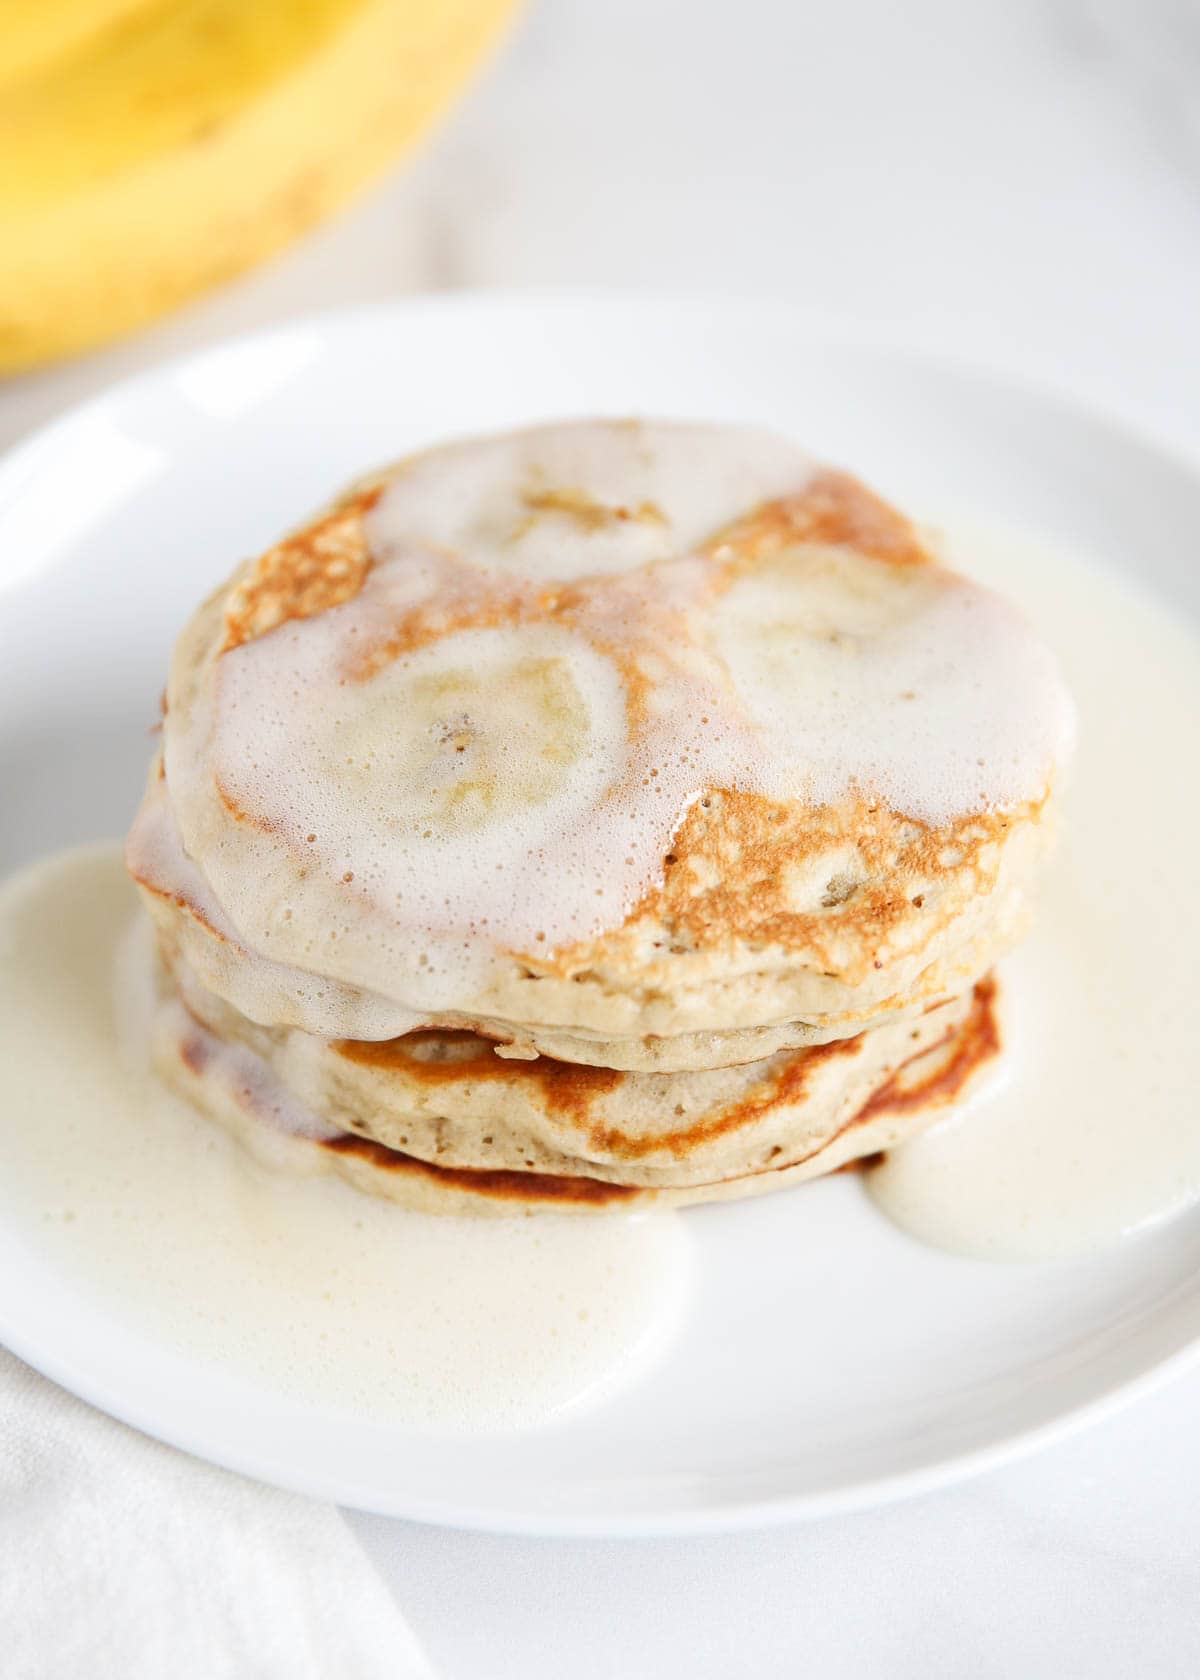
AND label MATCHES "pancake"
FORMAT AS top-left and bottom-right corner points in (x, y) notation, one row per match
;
(127, 420), (1071, 1070)
(151, 965), (1002, 1215)
(131, 760), (1026, 1068)
(160, 940), (989, 1187)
